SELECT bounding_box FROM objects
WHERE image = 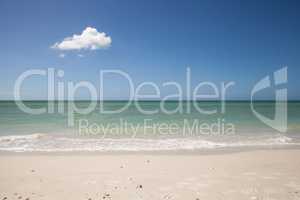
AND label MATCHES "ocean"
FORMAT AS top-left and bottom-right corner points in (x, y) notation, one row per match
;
(0, 101), (299, 152)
